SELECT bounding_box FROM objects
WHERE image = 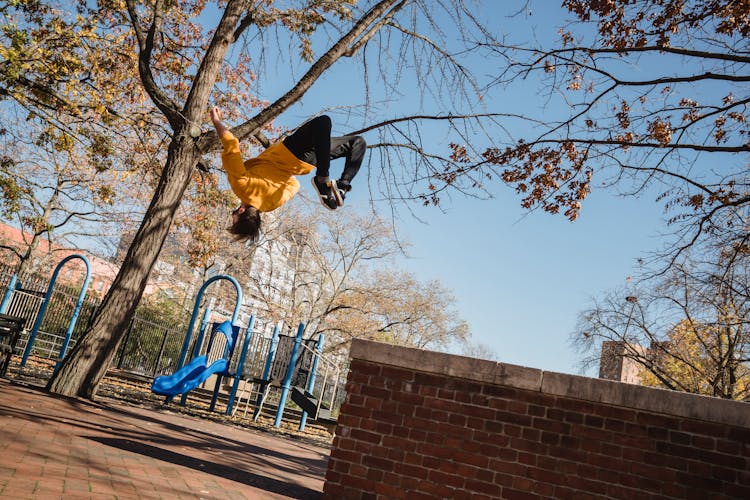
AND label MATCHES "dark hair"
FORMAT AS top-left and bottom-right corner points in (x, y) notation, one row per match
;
(229, 205), (261, 242)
